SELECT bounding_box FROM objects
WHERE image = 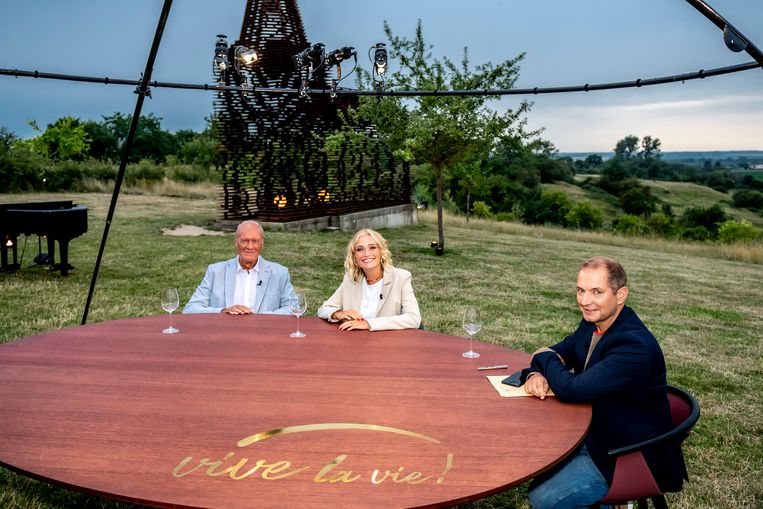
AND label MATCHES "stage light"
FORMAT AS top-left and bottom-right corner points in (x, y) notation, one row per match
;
(372, 43), (388, 76)
(325, 46), (356, 67)
(292, 43), (325, 73)
(214, 34), (230, 71)
(234, 46), (259, 66)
